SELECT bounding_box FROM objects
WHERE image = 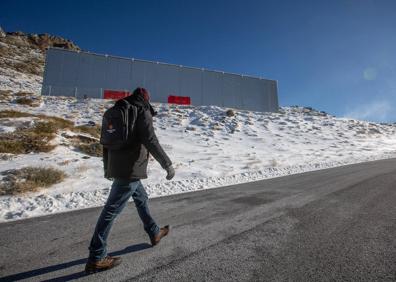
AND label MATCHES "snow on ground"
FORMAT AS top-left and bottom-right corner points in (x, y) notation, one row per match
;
(0, 38), (43, 94)
(1, 95), (396, 222)
(0, 68), (42, 94)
